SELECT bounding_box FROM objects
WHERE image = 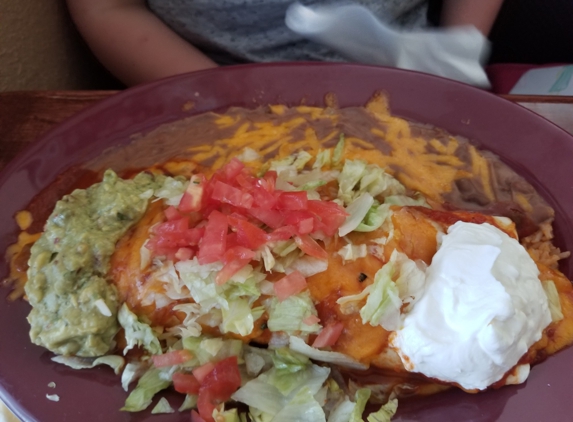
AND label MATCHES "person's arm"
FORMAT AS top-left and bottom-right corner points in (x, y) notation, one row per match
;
(66, 0), (218, 86)
(440, 0), (504, 35)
